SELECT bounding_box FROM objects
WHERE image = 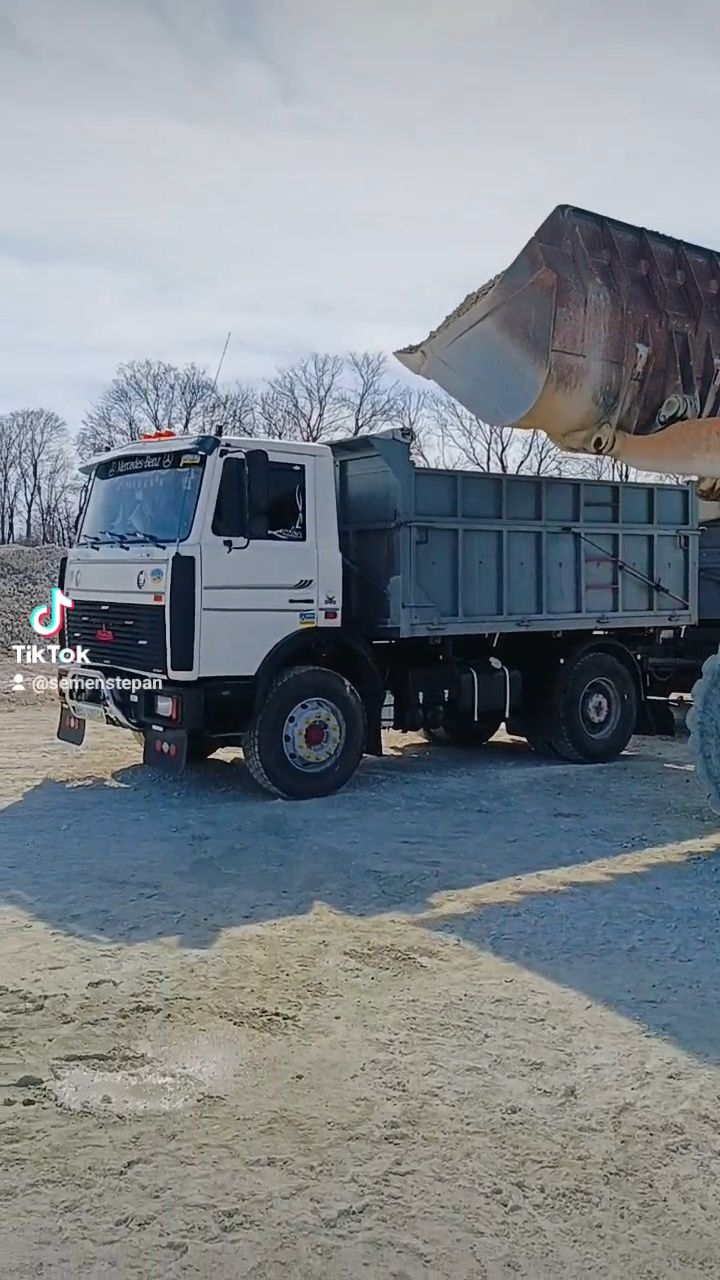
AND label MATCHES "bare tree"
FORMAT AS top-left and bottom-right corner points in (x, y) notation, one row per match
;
(254, 385), (294, 440)
(572, 453), (635, 483)
(262, 354), (344, 442)
(0, 414), (21, 542)
(210, 383), (258, 437)
(174, 362), (217, 432)
(0, 409), (77, 544)
(391, 387), (442, 466)
(429, 395), (565, 475)
(431, 396), (512, 471)
(79, 365), (145, 454)
(8, 409), (68, 541)
(512, 429), (563, 477)
(78, 359), (228, 455)
(571, 451), (692, 488)
(35, 446), (80, 544)
(340, 352), (401, 437)
(429, 396), (500, 471)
